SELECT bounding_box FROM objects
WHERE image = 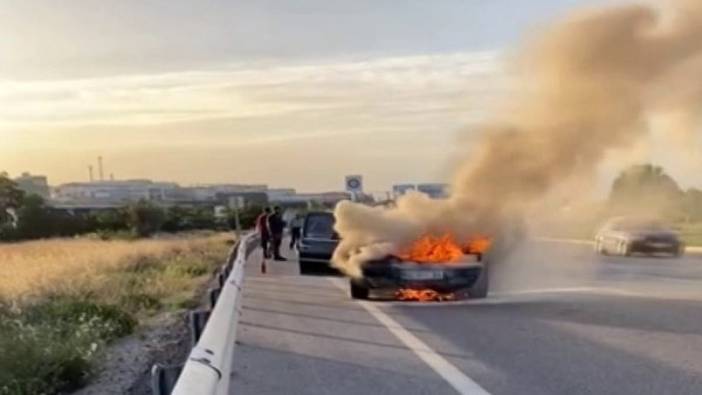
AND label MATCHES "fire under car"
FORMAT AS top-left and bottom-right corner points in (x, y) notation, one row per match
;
(348, 235), (490, 301)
